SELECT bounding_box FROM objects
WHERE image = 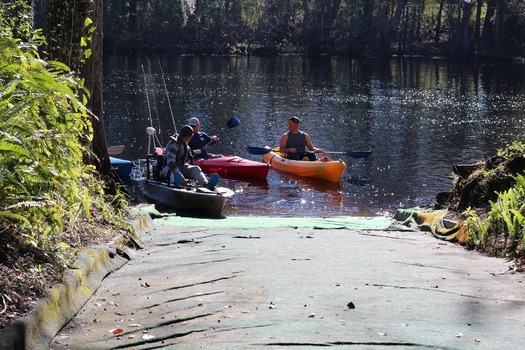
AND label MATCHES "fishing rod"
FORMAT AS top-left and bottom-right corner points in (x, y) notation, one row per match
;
(147, 59), (162, 143)
(158, 59), (177, 135)
(141, 64), (162, 154)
